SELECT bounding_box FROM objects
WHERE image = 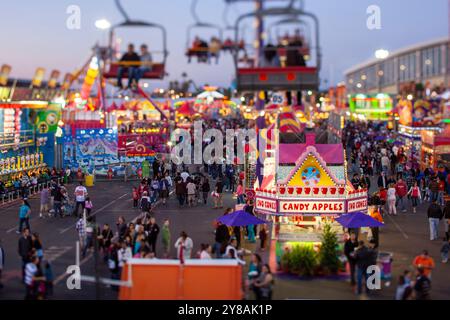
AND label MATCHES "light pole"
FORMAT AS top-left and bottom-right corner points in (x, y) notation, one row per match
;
(95, 19), (112, 46)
